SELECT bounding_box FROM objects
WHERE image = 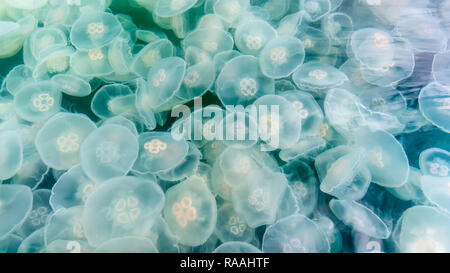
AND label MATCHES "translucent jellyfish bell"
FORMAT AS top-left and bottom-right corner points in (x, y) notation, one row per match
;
(262, 214), (330, 253)
(218, 110), (258, 149)
(44, 206), (86, 245)
(70, 46), (114, 77)
(348, 28), (395, 70)
(277, 12), (305, 36)
(387, 167), (426, 202)
(280, 90), (324, 137)
(231, 168), (288, 228)
(299, 0), (331, 22)
(295, 26), (331, 57)
(177, 59), (215, 101)
(157, 142), (202, 182)
(83, 176), (165, 247)
(130, 39), (175, 78)
(0, 15), (37, 59)
(321, 12), (353, 45)
(17, 189), (51, 238)
(0, 185), (32, 238)
(0, 234), (22, 253)
(292, 62), (348, 95)
(133, 131), (189, 175)
(14, 81), (62, 123)
(70, 11), (123, 50)
(144, 57), (187, 112)
(251, 95), (302, 150)
(50, 165), (97, 210)
(395, 206), (450, 253)
(282, 160), (318, 216)
(94, 236), (158, 253)
(154, 0), (198, 17)
(259, 36), (305, 79)
(329, 199), (390, 239)
(234, 19), (277, 56)
(163, 176), (217, 246)
(32, 46), (75, 80)
(0, 130), (23, 180)
(79, 124), (139, 183)
(35, 113), (97, 170)
(213, 0), (250, 25)
(183, 28), (234, 57)
(91, 84), (136, 120)
(51, 74), (92, 97)
(29, 27), (68, 61)
(213, 242), (261, 253)
(418, 82), (450, 133)
(419, 148), (450, 213)
(354, 130), (409, 188)
(3, 65), (33, 95)
(214, 203), (254, 243)
(216, 55), (275, 108)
